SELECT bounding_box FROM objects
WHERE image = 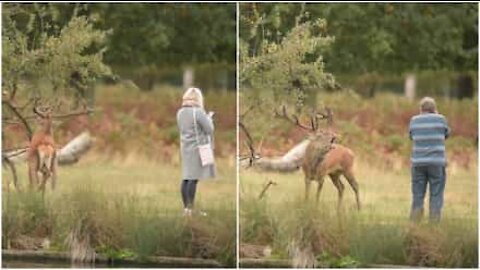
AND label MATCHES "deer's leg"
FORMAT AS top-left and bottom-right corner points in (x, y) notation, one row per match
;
(304, 177), (311, 201)
(28, 156), (39, 190)
(50, 154), (57, 191)
(344, 171), (361, 211)
(329, 173), (344, 210)
(38, 171), (48, 193)
(315, 175), (326, 203)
